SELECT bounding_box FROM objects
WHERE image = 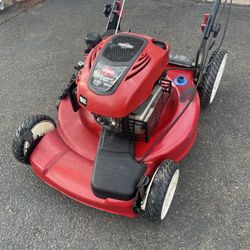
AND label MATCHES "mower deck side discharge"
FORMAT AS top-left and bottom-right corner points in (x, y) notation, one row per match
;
(29, 69), (200, 217)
